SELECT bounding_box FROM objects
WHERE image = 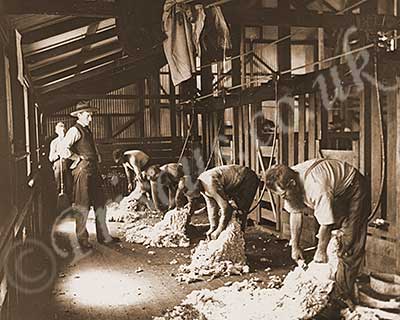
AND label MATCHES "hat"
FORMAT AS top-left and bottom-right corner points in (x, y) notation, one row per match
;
(70, 101), (98, 117)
